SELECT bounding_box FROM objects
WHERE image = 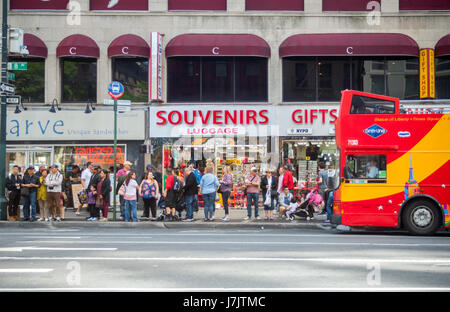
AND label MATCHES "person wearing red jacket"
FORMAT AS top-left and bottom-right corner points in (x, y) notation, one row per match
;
(282, 166), (294, 193)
